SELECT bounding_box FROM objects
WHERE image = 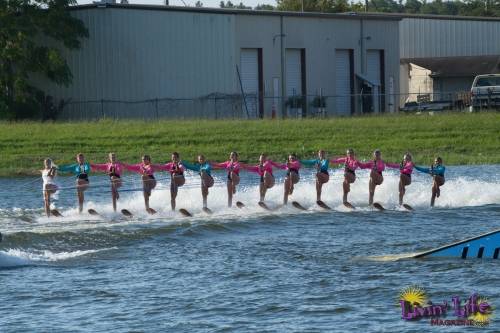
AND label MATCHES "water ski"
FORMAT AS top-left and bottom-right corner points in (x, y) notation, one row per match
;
(292, 201), (307, 211)
(373, 203), (385, 211)
(259, 201), (272, 211)
(258, 201), (273, 211)
(179, 208), (192, 217)
(316, 200), (332, 210)
(19, 216), (33, 223)
(202, 207), (213, 215)
(402, 204), (414, 211)
(236, 201), (245, 209)
(88, 209), (99, 216)
(121, 209), (133, 217)
(147, 208), (157, 215)
(260, 201), (279, 211)
(50, 209), (63, 217)
(343, 202), (355, 210)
